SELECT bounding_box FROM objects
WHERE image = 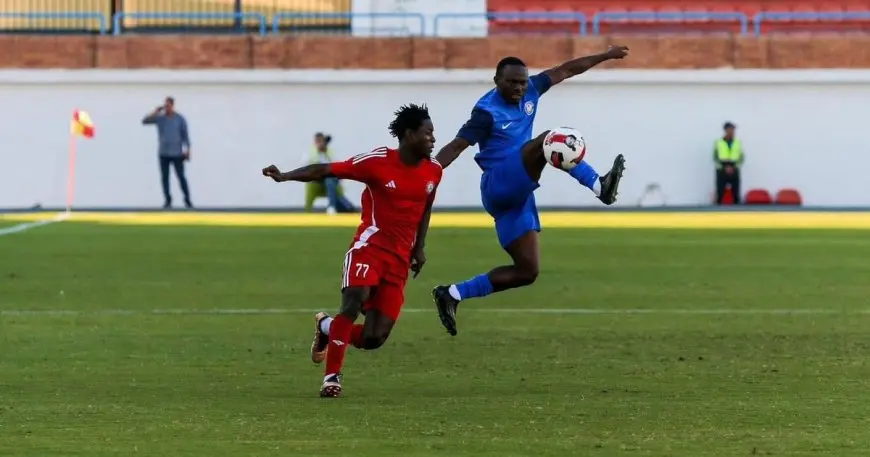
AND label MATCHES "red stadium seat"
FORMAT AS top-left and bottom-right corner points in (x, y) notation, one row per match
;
(485, 0), (870, 35)
(744, 189), (774, 205)
(775, 188), (803, 206)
